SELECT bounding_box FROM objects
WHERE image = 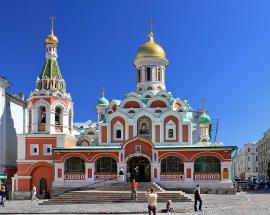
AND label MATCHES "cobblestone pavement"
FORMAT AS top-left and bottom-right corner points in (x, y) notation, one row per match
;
(0, 192), (269, 214)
